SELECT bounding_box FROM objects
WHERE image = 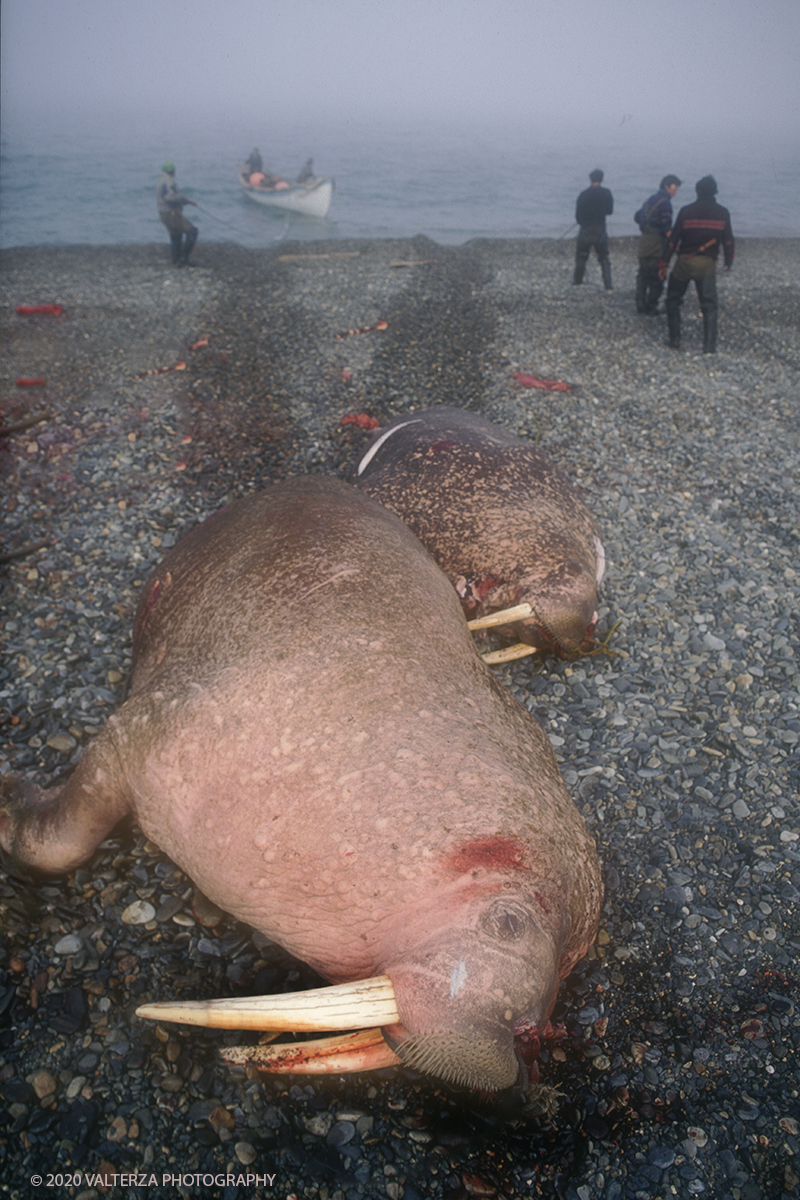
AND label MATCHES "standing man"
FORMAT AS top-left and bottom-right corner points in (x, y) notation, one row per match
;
(634, 174), (682, 314)
(661, 176), (734, 353)
(156, 162), (198, 266)
(573, 169), (614, 290)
